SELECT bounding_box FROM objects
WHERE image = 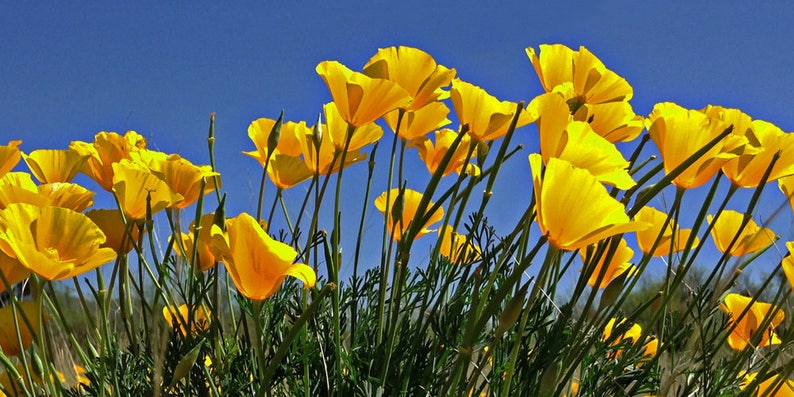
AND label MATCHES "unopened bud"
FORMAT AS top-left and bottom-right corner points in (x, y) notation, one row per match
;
(267, 110), (285, 154)
(312, 113), (324, 148)
(497, 282), (528, 334)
